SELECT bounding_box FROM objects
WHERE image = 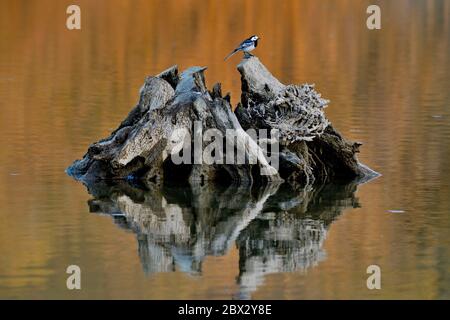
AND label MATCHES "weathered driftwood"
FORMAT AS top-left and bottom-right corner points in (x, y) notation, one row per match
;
(235, 57), (378, 184)
(67, 57), (379, 186)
